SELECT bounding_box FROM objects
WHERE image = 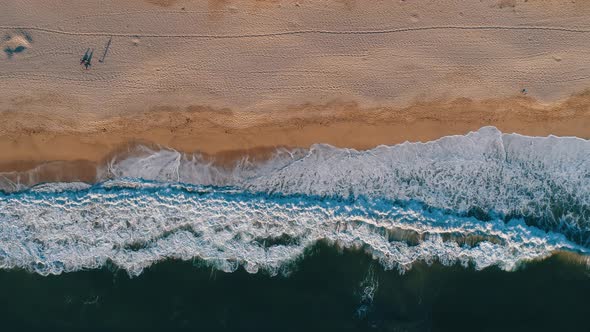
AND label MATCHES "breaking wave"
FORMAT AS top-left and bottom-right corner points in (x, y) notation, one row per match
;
(102, 126), (590, 245)
(0, 127), (588, 276)
(0, 179), (586, 277)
